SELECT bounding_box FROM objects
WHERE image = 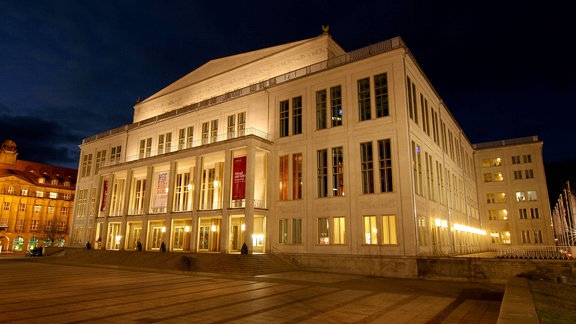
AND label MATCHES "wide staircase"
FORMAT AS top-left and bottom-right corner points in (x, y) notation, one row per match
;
(41, 248), (299, 276)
